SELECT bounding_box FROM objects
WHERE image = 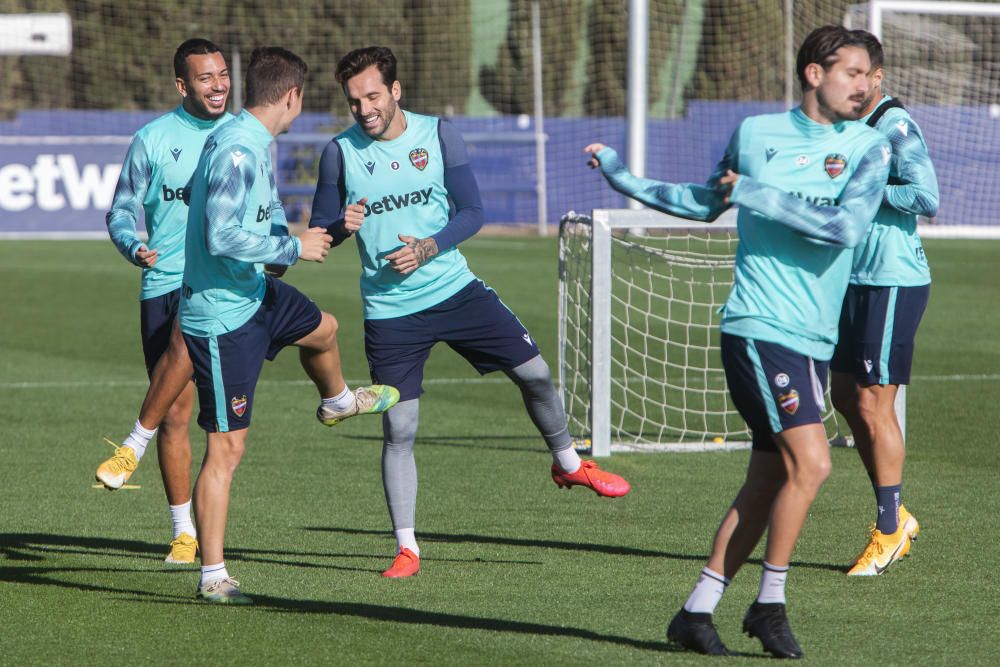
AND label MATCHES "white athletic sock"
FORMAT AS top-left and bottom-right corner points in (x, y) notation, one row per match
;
(200, 562), (229, 587)
(395, 528), (419, 556)
(122, 419), (156, 459)
(683, 567), (730, 614)
(169, 501), (197, 539)
(553, 447), (582, 474)
(322, 385), (354, 412)
(757, 561), (789, 605)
